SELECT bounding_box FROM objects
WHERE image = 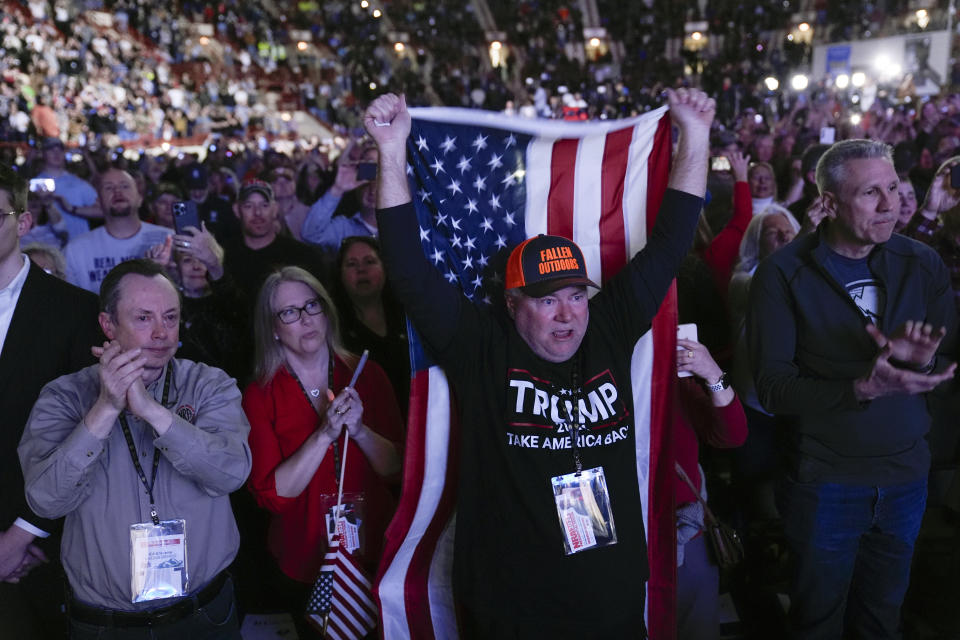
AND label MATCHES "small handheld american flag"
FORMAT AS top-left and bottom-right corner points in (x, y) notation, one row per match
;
(306, 535), (378, 640)
(306, 351), (377, 640)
